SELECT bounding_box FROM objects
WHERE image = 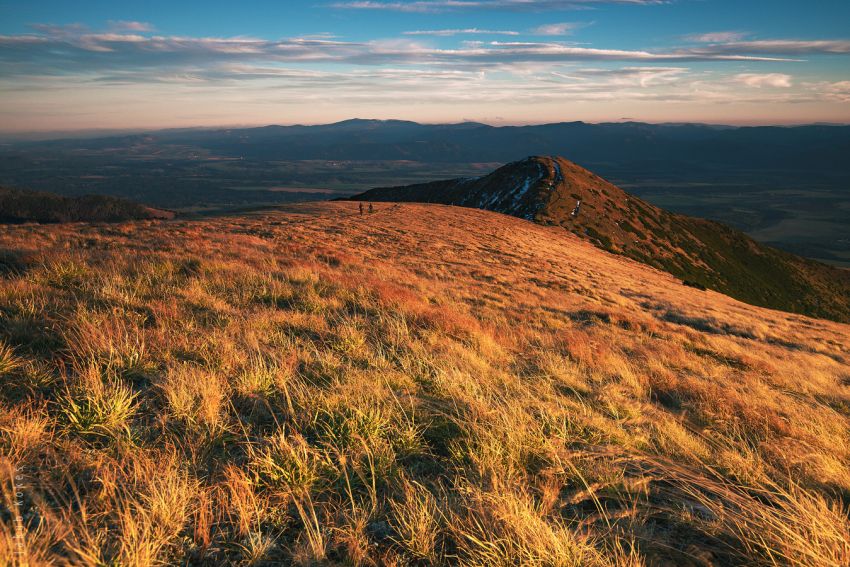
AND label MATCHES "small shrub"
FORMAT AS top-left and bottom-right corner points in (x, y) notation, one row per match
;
(235, 355), (287, 399)
(251, 430), (321, 494)
(682, 279), (707, 291)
